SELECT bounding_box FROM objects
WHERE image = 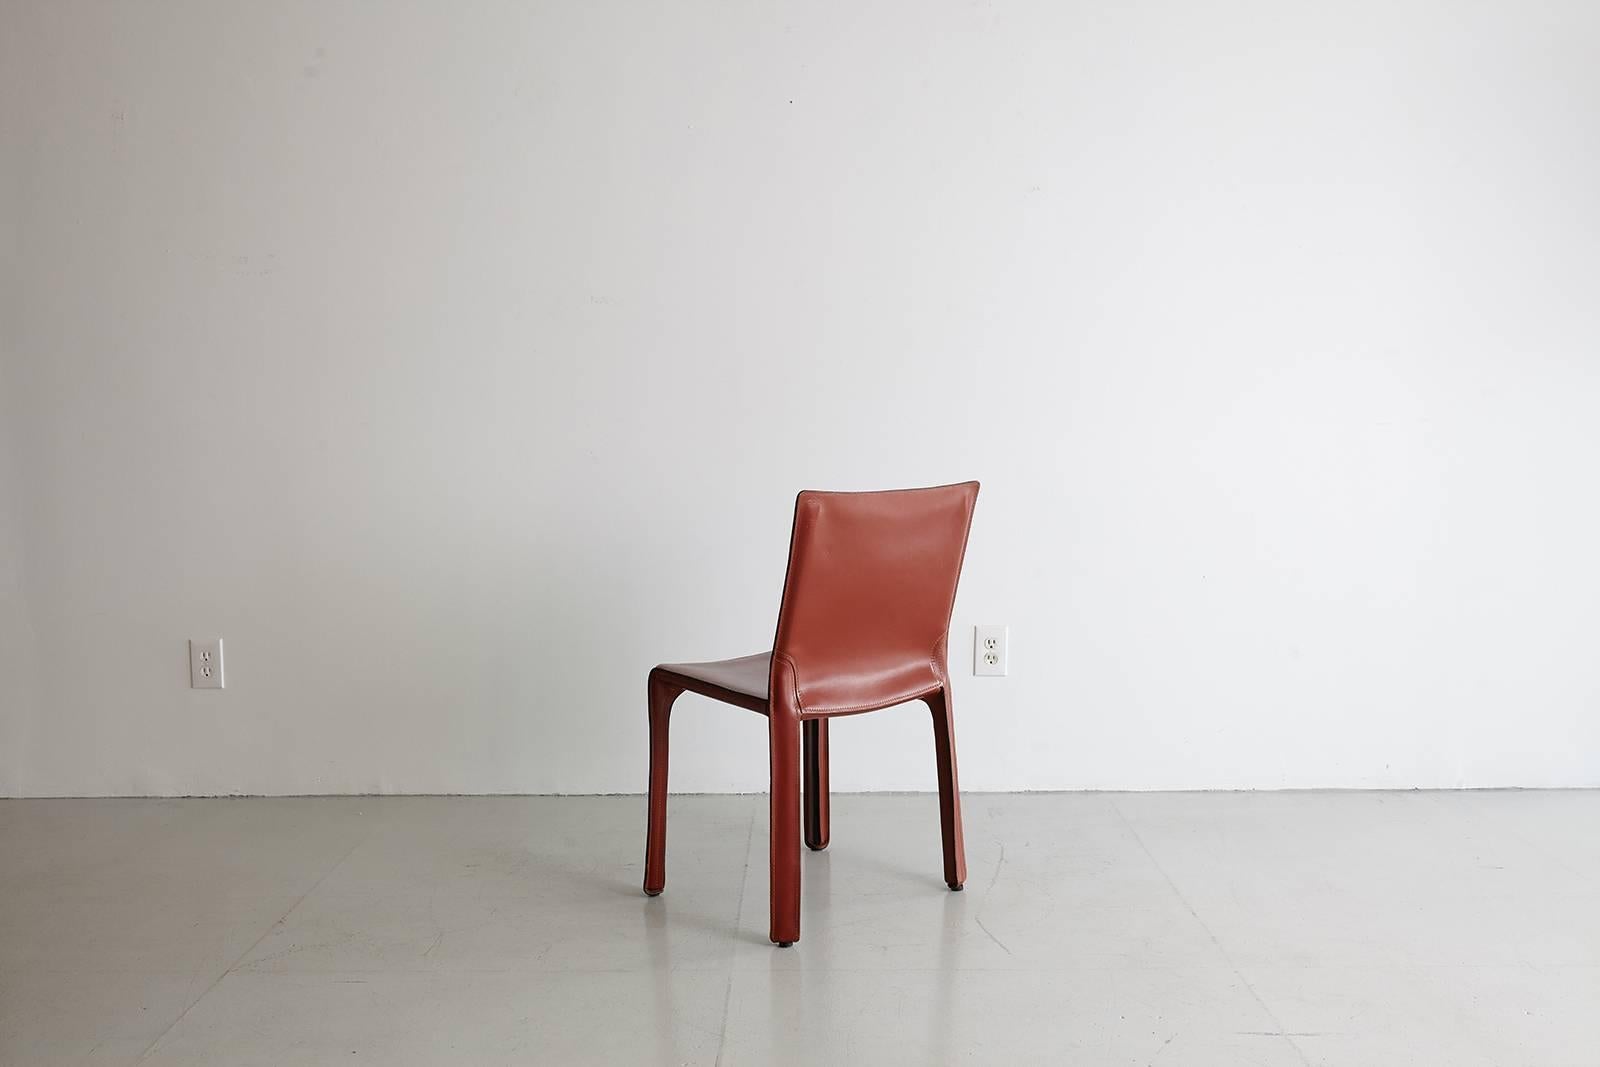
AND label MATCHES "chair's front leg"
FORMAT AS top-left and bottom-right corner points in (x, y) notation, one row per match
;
(803, 718), (830, 851)
(926, 684), (968, 891)
(769, 705), (803, 946)
(643, 670), (682, 896)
